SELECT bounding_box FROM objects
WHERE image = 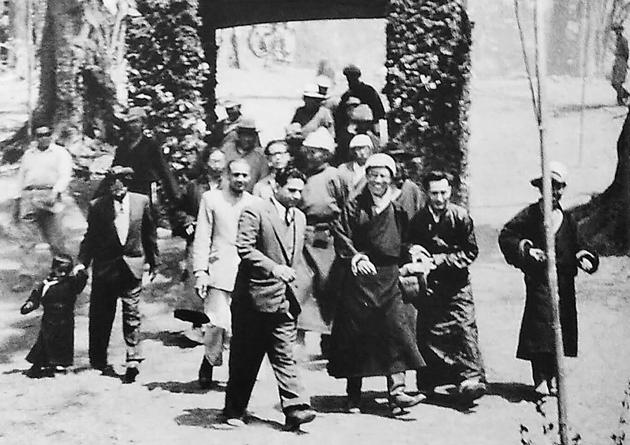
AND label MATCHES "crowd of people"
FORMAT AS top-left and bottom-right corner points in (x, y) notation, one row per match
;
(13, 64), (599, 430)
